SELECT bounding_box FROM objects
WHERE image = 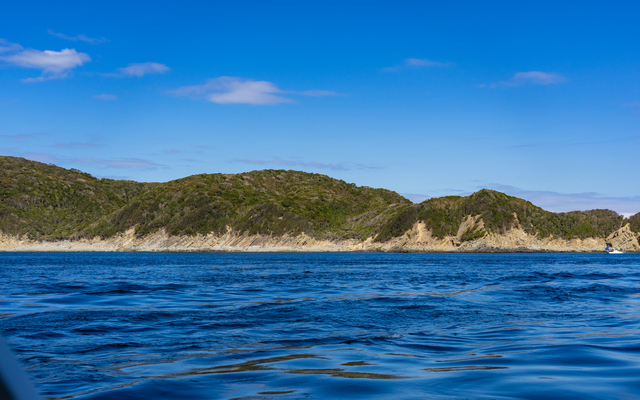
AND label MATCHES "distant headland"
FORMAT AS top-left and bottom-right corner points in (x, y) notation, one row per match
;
(0, 155), (638, 252)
